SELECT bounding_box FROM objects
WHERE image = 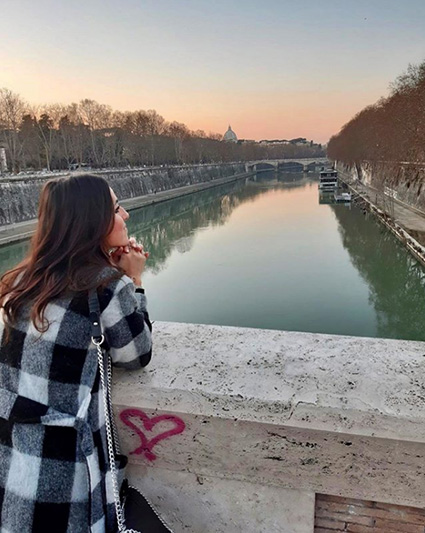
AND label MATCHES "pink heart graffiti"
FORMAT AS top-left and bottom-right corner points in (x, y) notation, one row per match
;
(119, 408), (186, 461)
